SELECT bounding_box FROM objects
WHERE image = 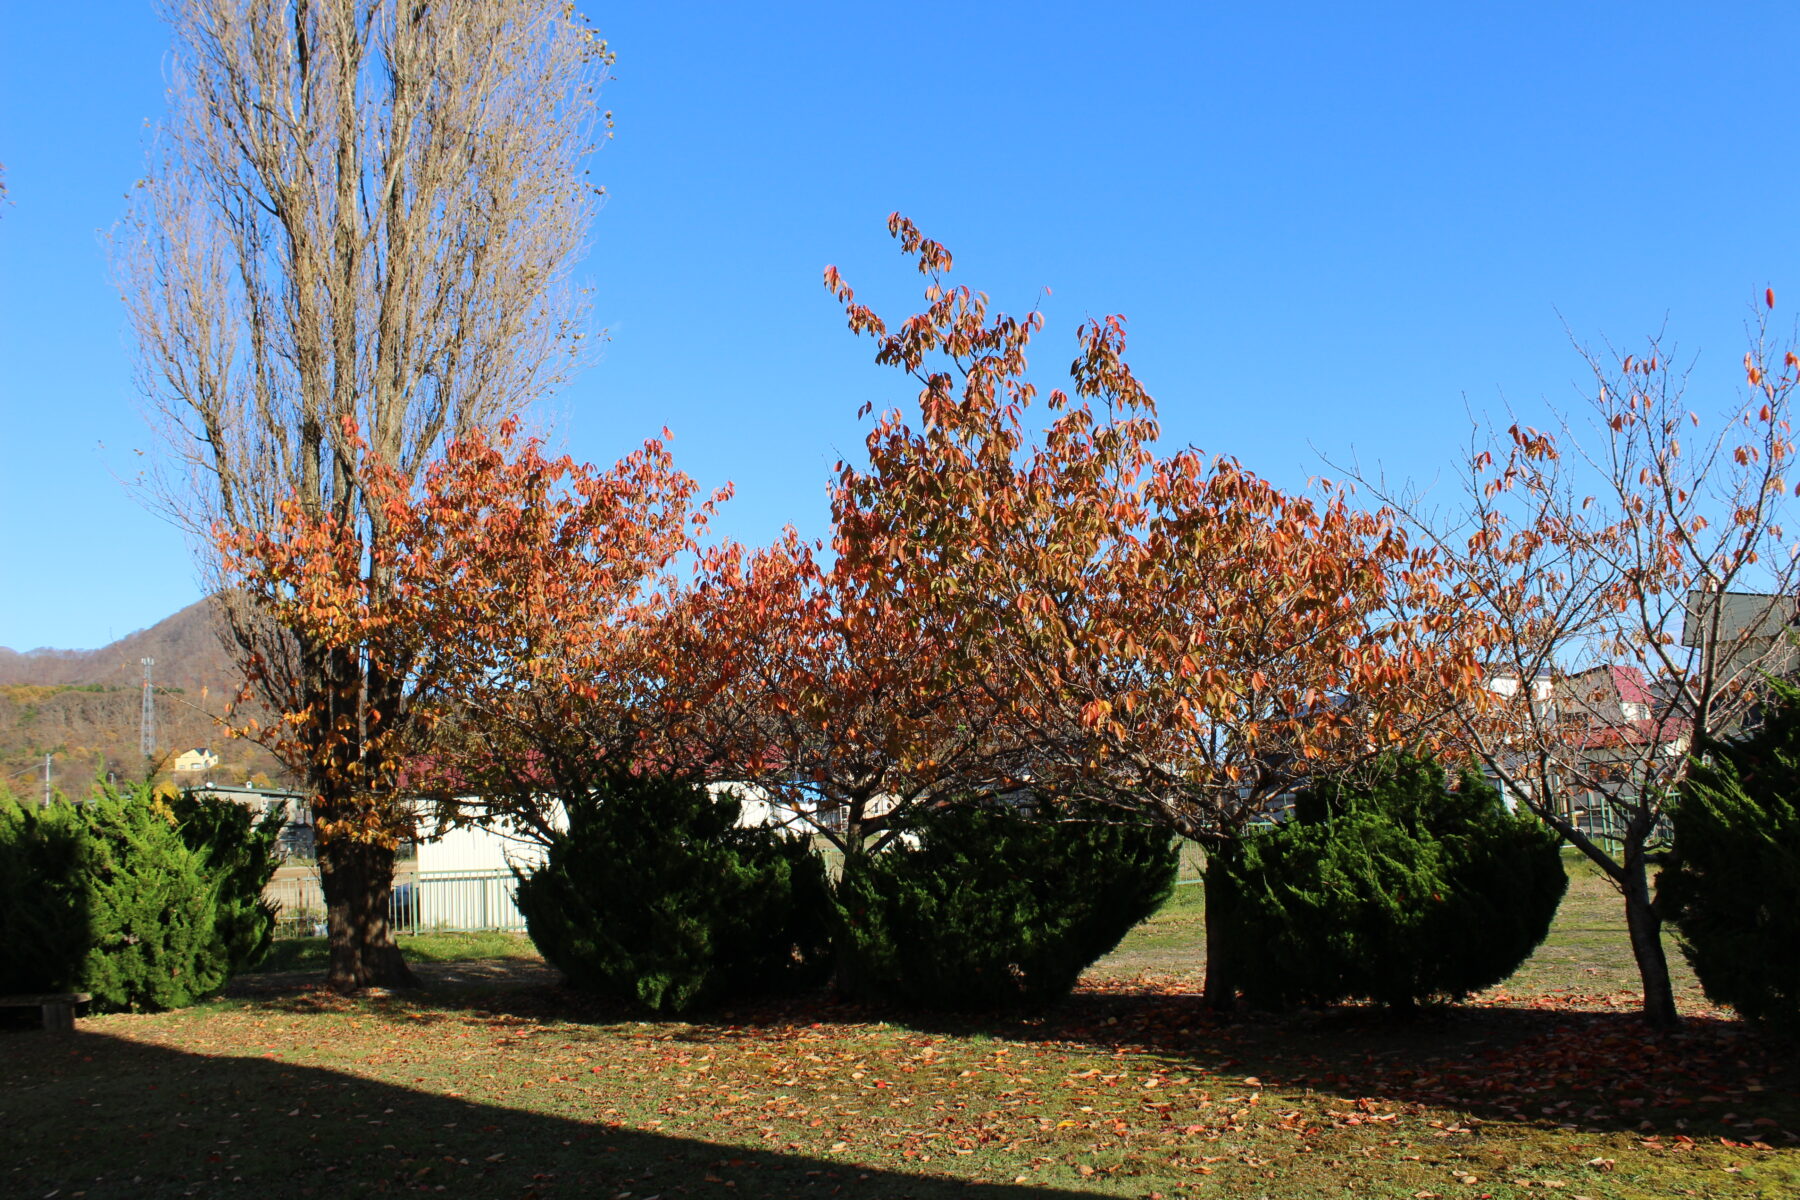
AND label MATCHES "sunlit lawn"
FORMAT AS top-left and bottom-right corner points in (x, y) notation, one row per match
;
(4, 858), (1796, 1199)
(252, 928), (541, 975)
